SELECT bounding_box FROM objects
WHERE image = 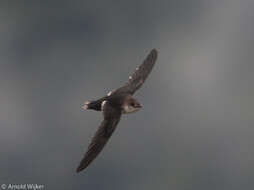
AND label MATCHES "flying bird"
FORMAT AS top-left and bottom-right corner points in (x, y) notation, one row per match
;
(76, 49), (158, 173)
